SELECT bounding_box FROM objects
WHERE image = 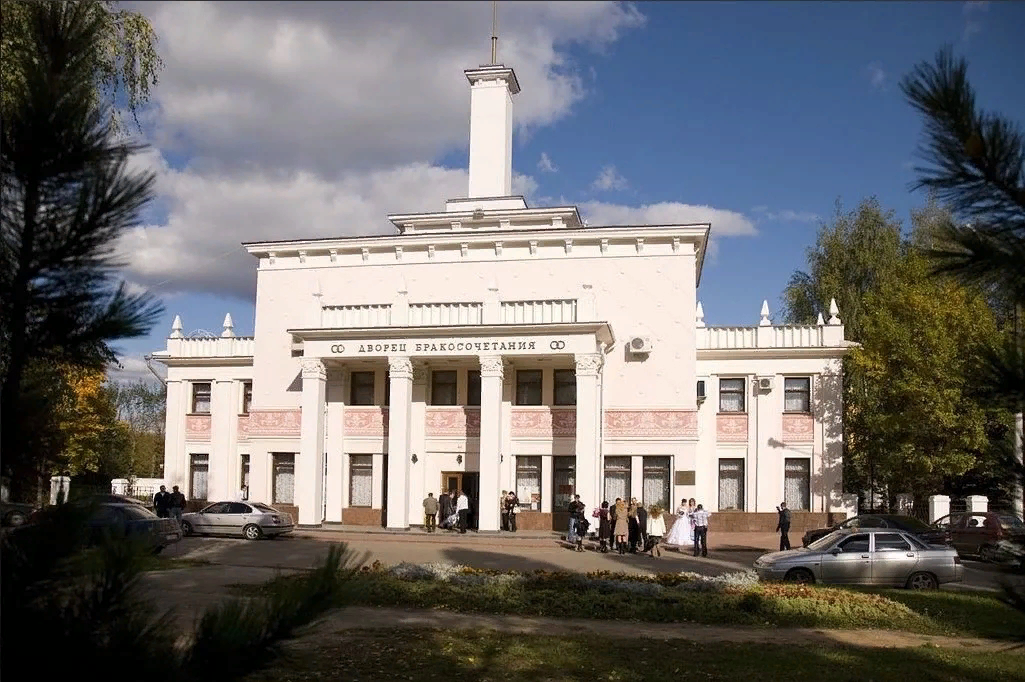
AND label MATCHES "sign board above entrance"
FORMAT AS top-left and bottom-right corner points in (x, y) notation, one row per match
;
(302, 335), (594, 358)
